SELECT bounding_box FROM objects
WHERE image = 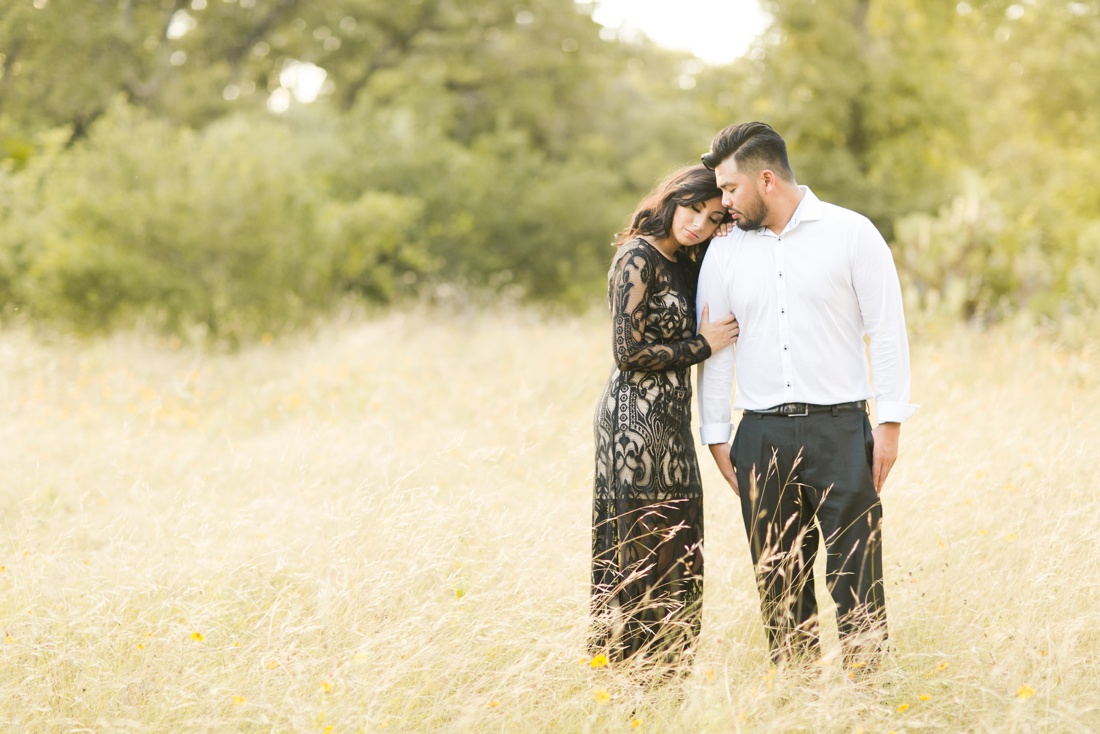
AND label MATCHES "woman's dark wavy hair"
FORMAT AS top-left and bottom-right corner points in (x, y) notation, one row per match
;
(614, 164), (730, 258)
